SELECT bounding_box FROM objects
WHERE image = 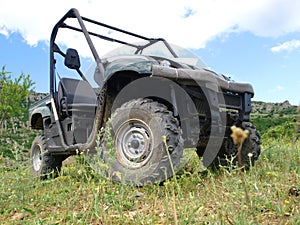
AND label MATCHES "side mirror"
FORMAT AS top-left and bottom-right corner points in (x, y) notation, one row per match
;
(64, 48), (80, 70)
